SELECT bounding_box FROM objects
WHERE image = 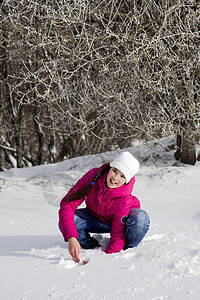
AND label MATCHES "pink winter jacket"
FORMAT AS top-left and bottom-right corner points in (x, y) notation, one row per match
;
(59, 164), (140, 254)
